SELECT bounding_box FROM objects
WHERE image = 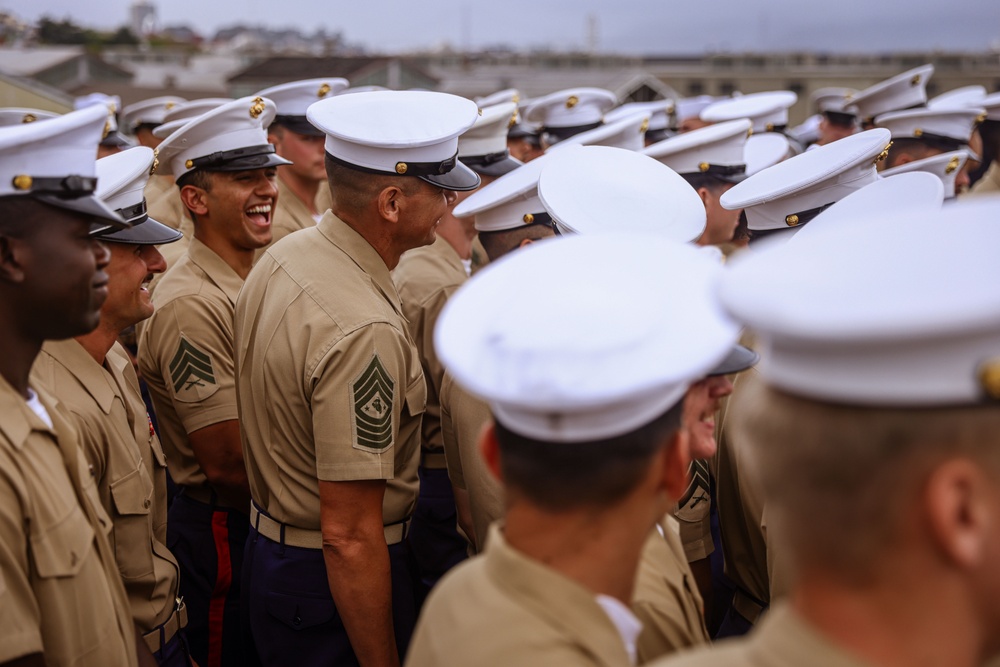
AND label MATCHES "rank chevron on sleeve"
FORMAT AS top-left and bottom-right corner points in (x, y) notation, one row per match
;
(169, 338), (217, 393)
